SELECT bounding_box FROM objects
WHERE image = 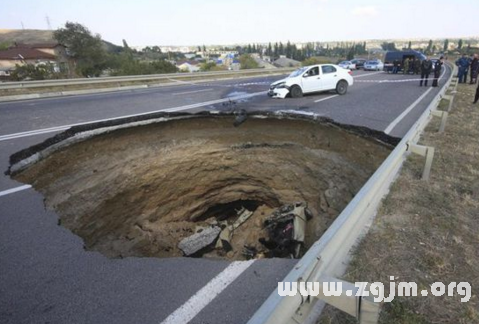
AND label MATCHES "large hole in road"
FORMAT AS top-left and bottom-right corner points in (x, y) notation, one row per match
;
(11, 114), (395, 260)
